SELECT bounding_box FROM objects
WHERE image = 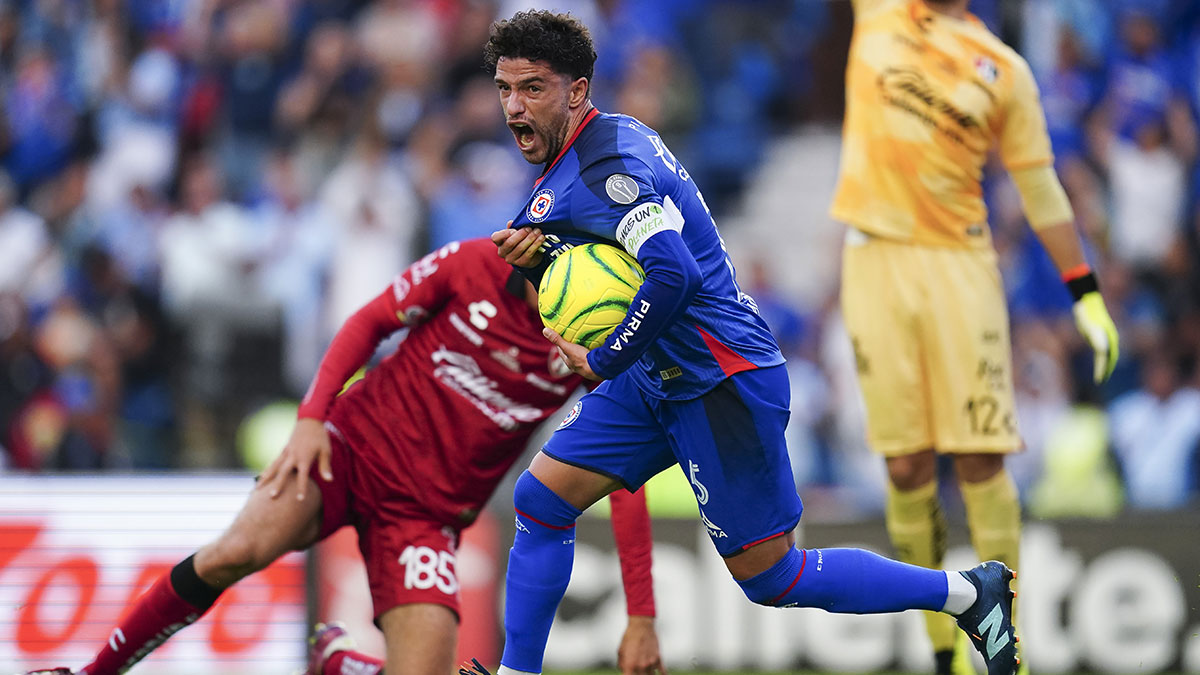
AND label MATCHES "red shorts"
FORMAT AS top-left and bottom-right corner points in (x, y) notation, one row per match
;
(311, 425), (463, 621)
